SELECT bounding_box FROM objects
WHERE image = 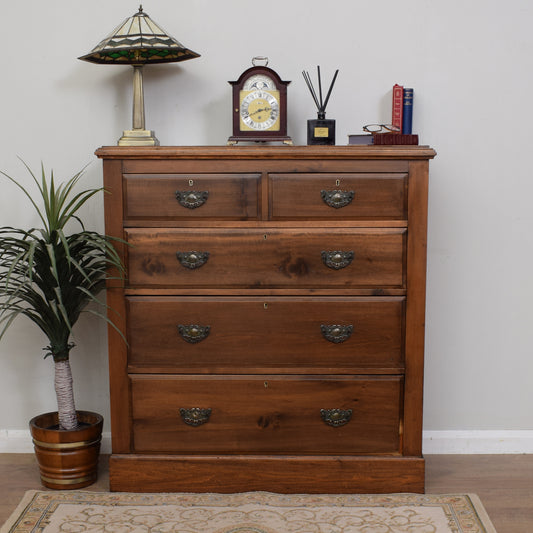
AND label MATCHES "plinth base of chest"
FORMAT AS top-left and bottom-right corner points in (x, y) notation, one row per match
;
(109, 454), (425, 494)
